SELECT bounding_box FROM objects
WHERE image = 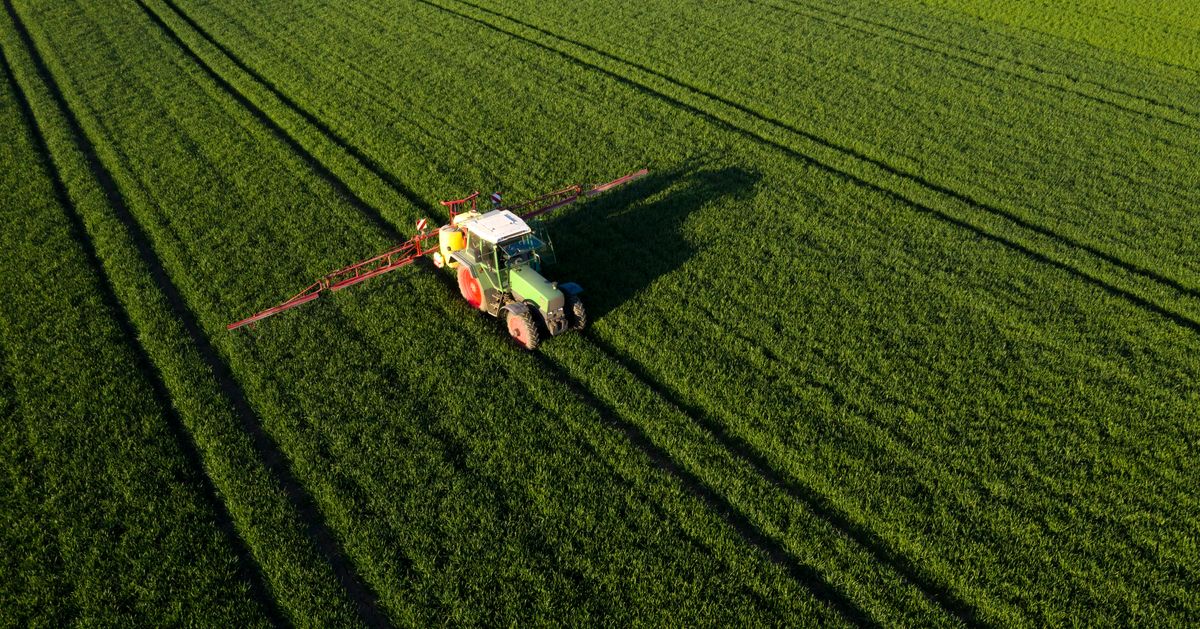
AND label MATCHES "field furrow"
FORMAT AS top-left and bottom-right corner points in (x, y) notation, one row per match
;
(0, 31), (274, 626)
(0, 1), (368, 624)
